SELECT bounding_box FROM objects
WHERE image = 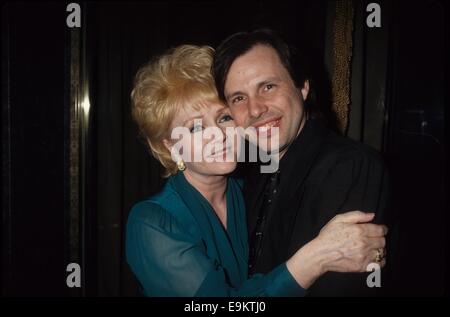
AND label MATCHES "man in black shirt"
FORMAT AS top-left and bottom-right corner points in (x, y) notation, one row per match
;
(213, 29), (390, 296)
